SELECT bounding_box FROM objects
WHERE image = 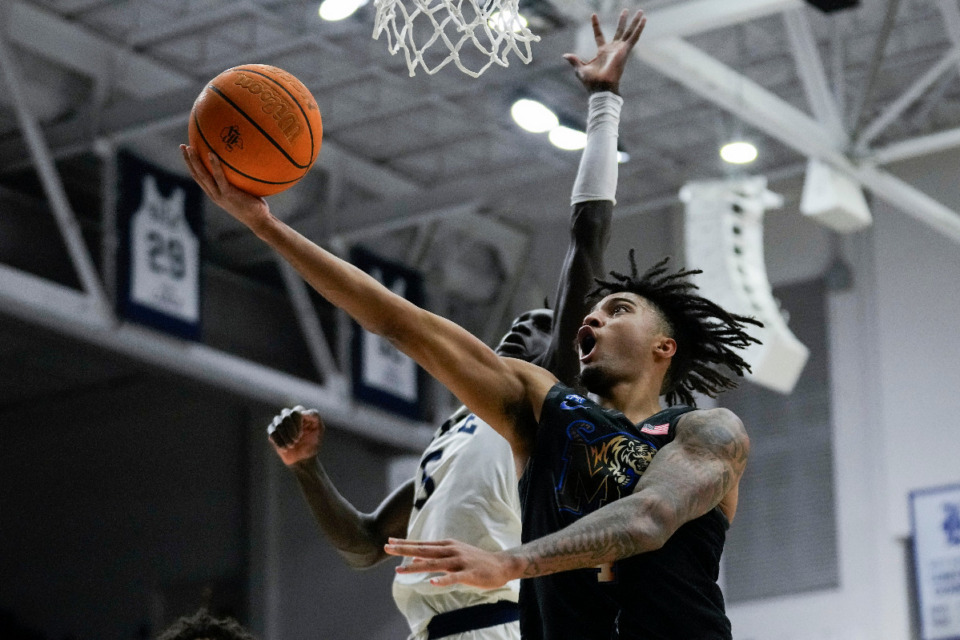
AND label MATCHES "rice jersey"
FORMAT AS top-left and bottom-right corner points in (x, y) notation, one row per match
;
(393, 408), (522, 640)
